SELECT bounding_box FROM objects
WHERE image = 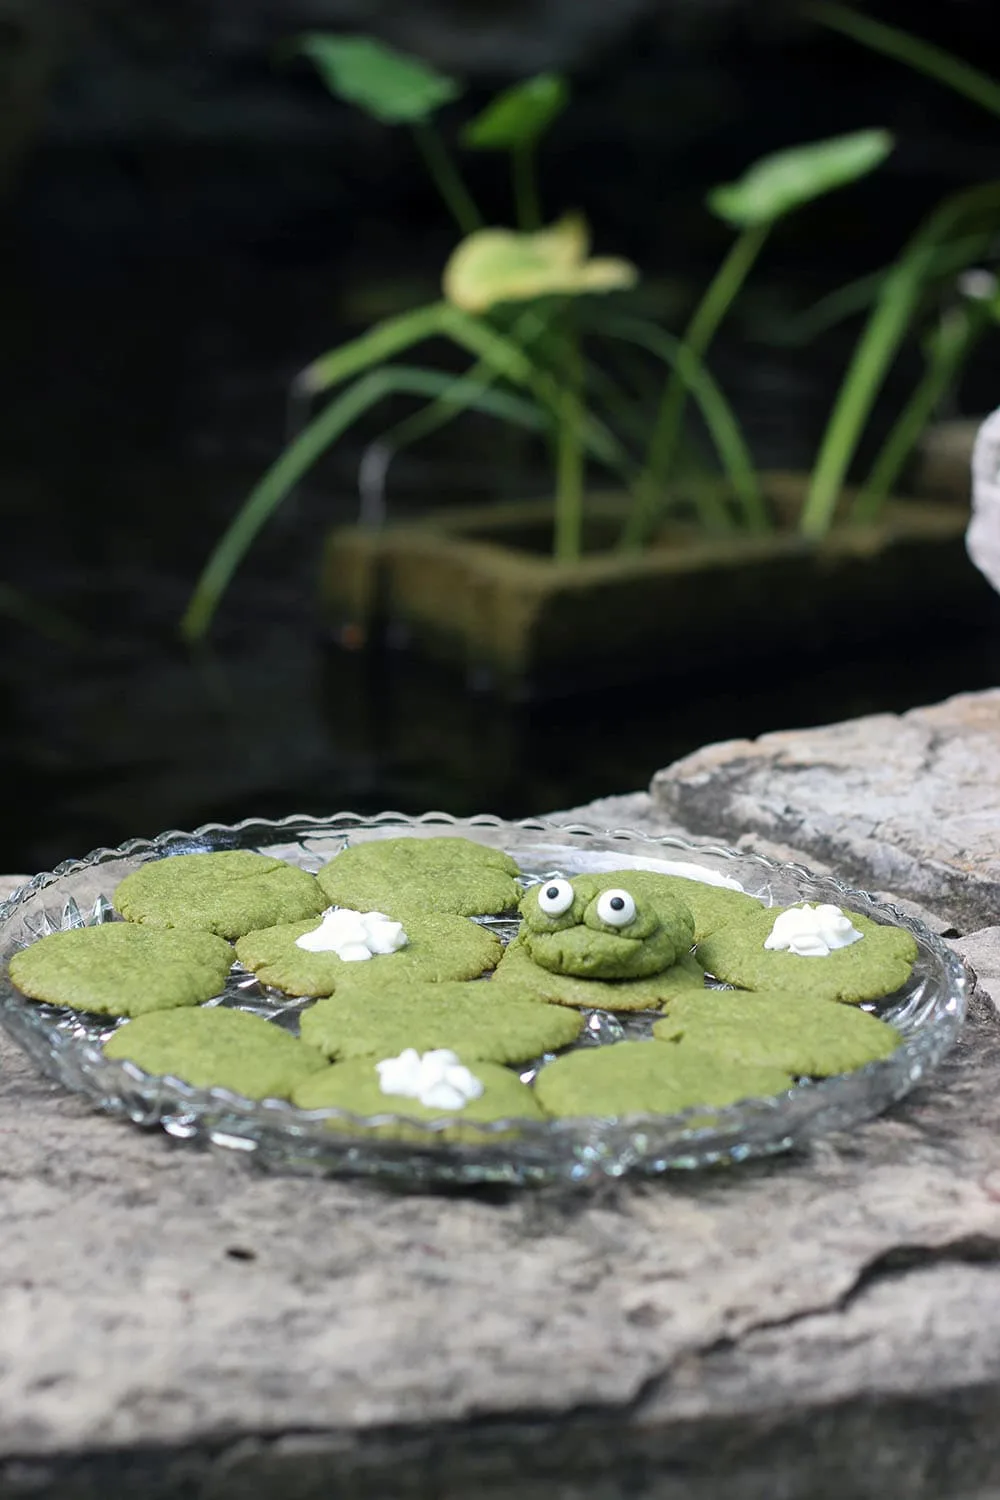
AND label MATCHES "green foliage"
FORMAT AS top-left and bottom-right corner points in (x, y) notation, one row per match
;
(295, 33), (460, 124)
(707, 130), (893, 228)
(180, 28), (993, 638)
(462, 73), (569, 151)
